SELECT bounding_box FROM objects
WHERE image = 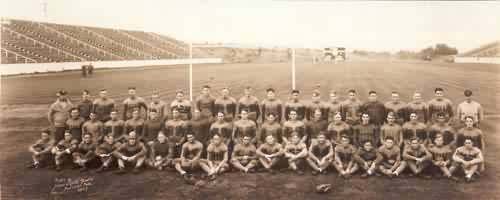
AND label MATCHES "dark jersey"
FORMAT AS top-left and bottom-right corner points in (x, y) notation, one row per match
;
(77, 99), (93, 120)
(142, 118), (164, 142)
(284, 101), (306, 121)
(360, 101), (386, 126)
(92, 98), (115, 122)
(261, 99), (283, 122)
